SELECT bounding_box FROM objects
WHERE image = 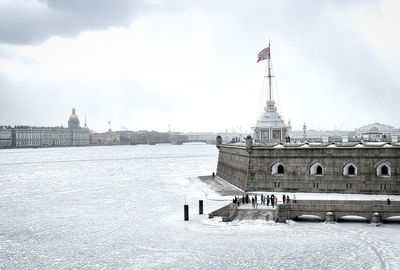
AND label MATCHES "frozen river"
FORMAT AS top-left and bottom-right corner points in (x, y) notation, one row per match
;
(1, 144), (399, 269)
